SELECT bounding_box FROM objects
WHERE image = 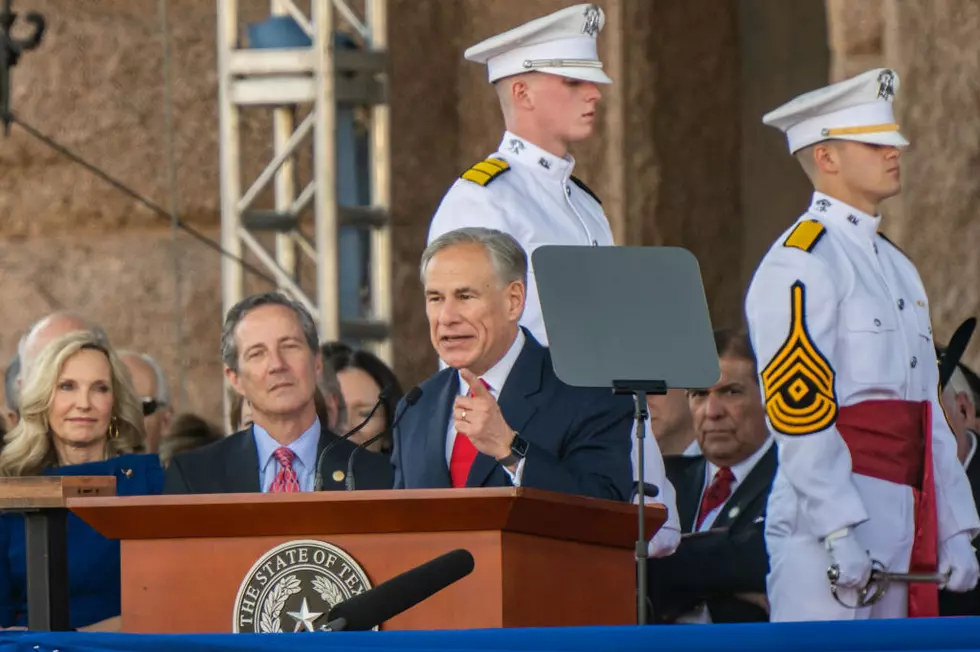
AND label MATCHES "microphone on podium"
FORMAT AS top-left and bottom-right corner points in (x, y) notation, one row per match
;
(344, 386), (423, 491)
(313, 385), (391, 491)
(323, 549), (475, 631)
